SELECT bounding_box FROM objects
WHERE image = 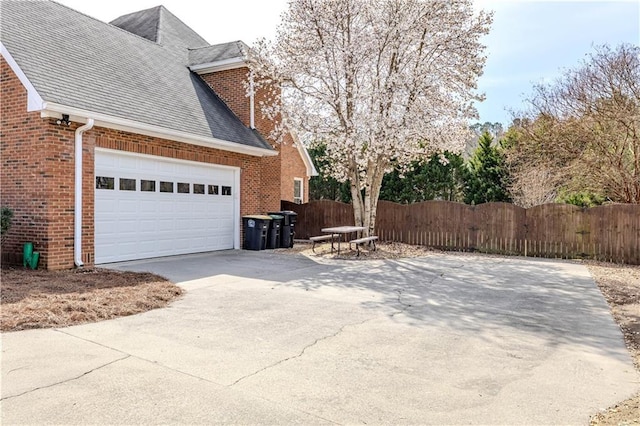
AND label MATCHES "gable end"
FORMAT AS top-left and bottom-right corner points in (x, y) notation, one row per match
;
(0, 42), (44, 111)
